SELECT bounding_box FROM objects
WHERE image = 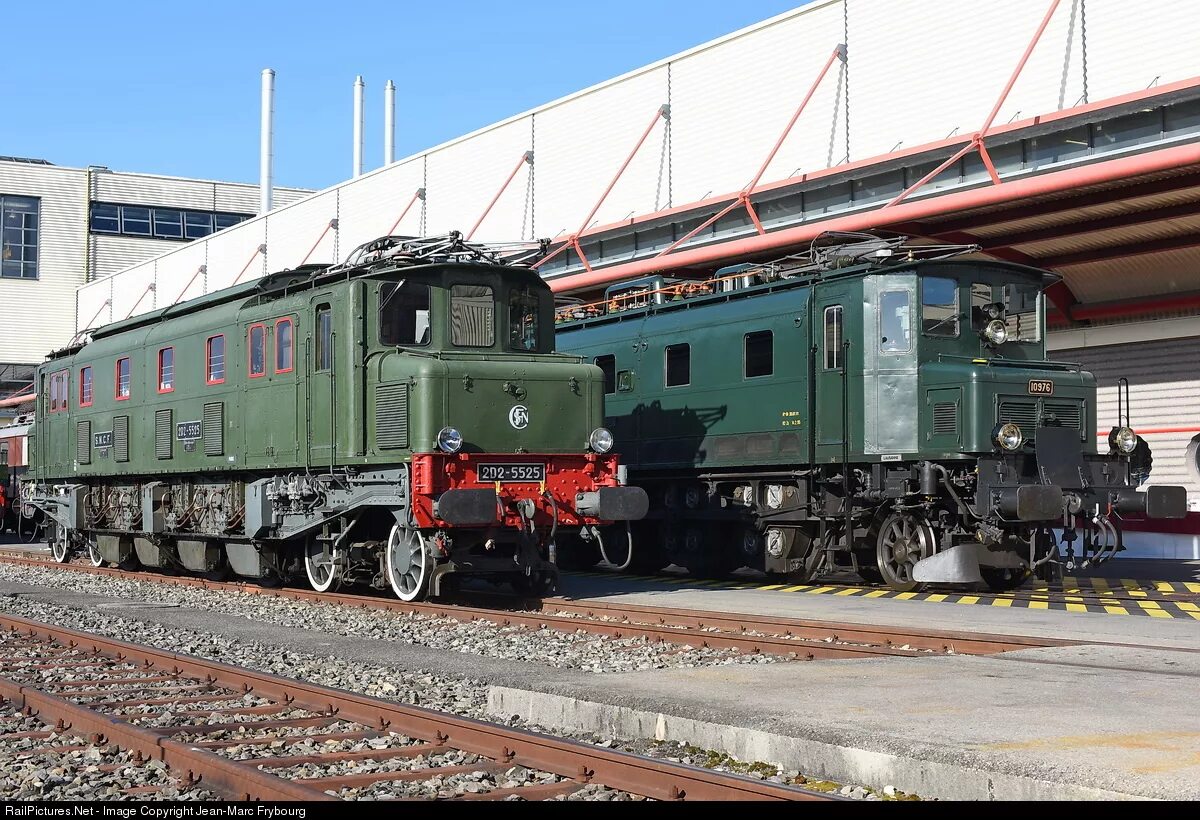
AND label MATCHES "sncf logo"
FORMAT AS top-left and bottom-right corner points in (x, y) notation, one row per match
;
(508, 405), (530, 430)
